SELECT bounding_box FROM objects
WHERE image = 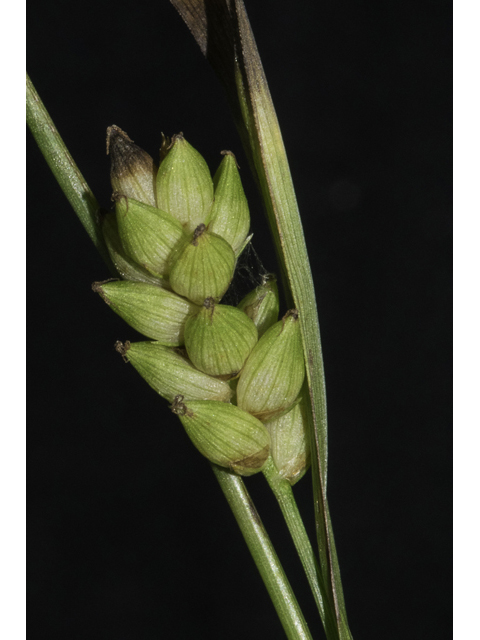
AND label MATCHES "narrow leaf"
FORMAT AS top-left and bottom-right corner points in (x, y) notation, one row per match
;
(26, 73), (115, 273)
(169, 2), (352, 638)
